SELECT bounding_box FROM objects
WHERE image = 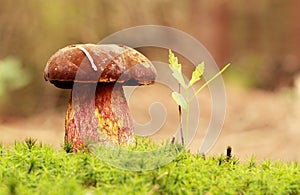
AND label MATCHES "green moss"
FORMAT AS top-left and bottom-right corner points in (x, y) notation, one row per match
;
(0, 138), (299, 194)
